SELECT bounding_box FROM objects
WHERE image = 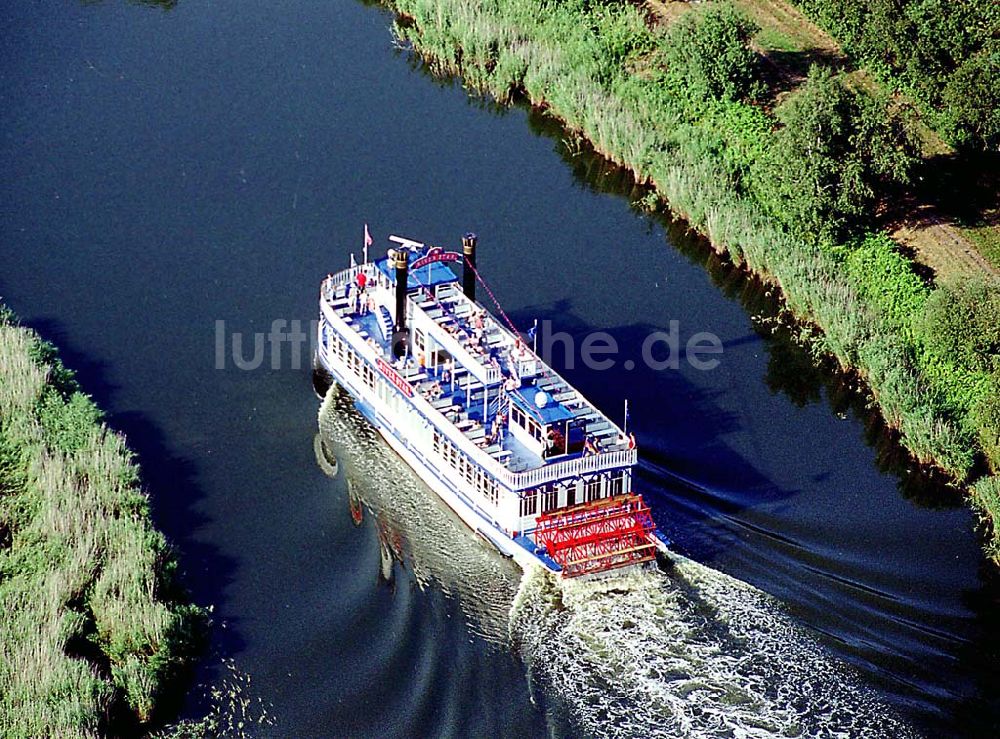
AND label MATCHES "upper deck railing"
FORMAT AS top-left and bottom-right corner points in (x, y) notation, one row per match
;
(408, 298), (503, 386)
(496, 447), (636, 490)
(323, 265), (375, 295)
